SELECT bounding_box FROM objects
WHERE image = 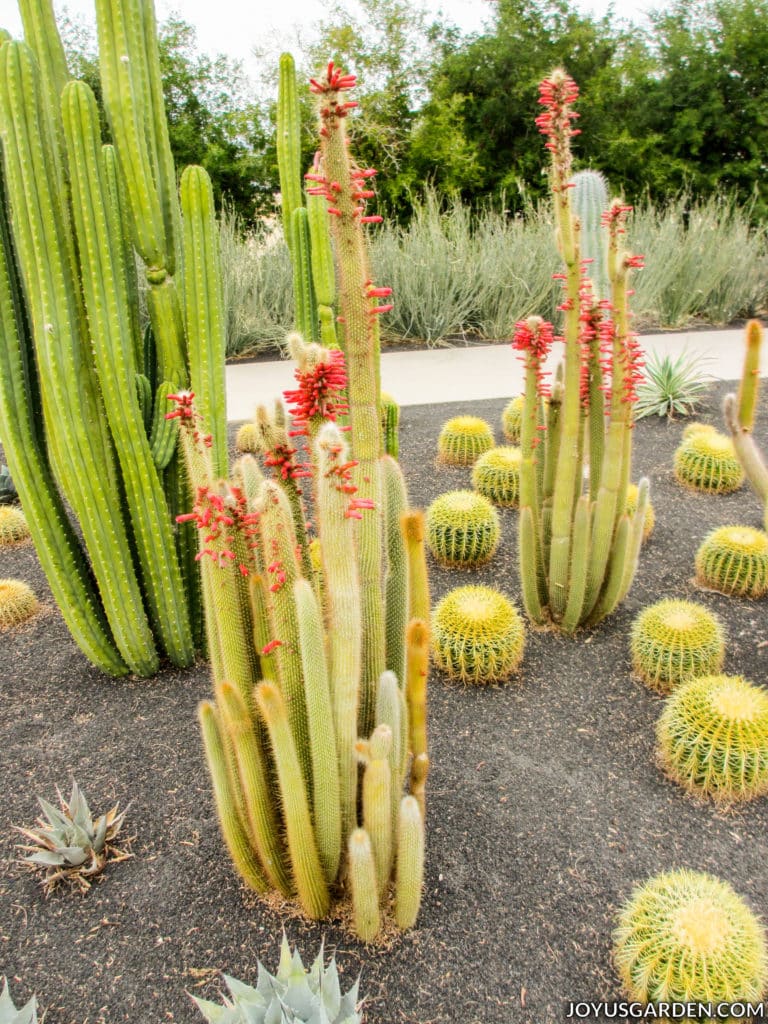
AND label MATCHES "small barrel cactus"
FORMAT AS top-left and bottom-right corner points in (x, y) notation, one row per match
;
(674, 431), (745, 494)
(234, 421), (259, 454)
(380, 391), (400, 458)
(0, 507), (30, 545)
(630, 599), (725, 694)
(614, 869), (767, 1009)
(657, 674), (768, 802)
(437, 415), (494, 466)
(0, 979), (37, 1024)
(472, 447), (522, 507)
(695, 525), (768, 599)
(501, 395), (524, 444)
(15, 781), (129, 893)
(426, 490), (500, 567)
(625, 483), (654, 542)
(192, 935), (362, 1023)
(0, 579), (38, 630)
(431, 584), (525, 684)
